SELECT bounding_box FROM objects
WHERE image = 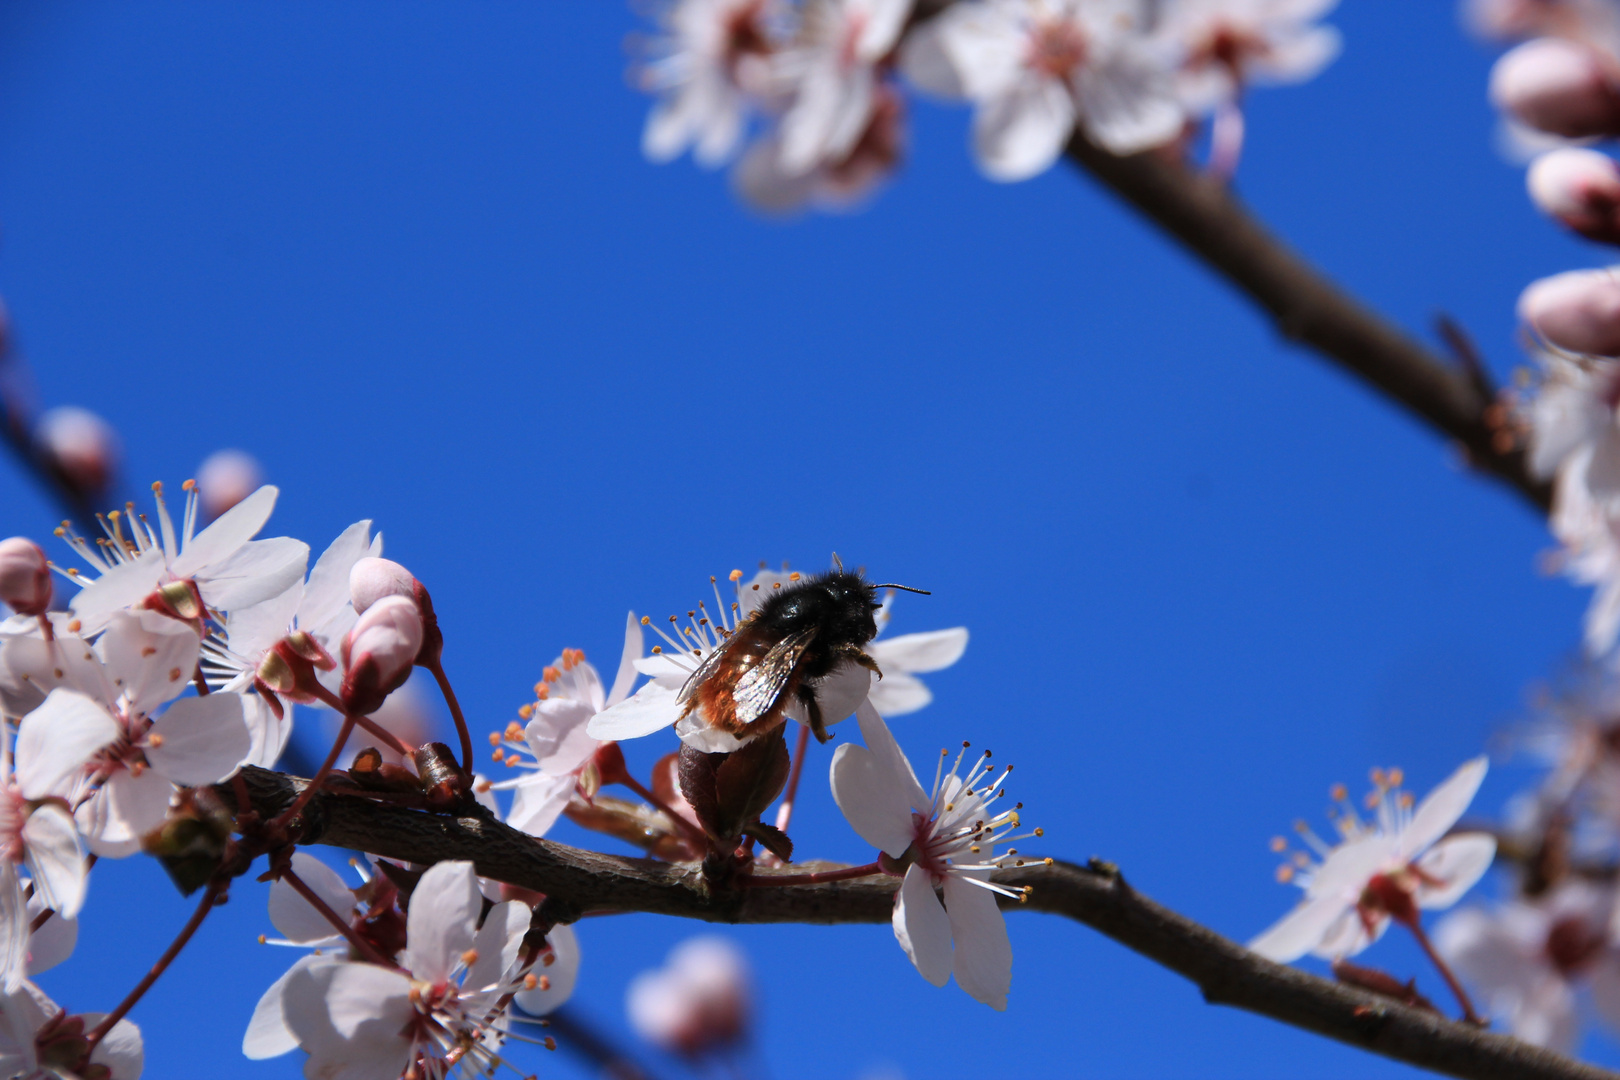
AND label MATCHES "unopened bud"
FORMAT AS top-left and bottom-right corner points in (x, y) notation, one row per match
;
(340, 595), (423, 715)
(1529, 148), (1620, 244)
(1490, 38), (1620, 139)
(349, 557), (418, 616)
(195, 449), (263, 520)
(0, 537), (51, 616)
(1519, 268), (1620, 354)
(33, 406), (118, 499)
